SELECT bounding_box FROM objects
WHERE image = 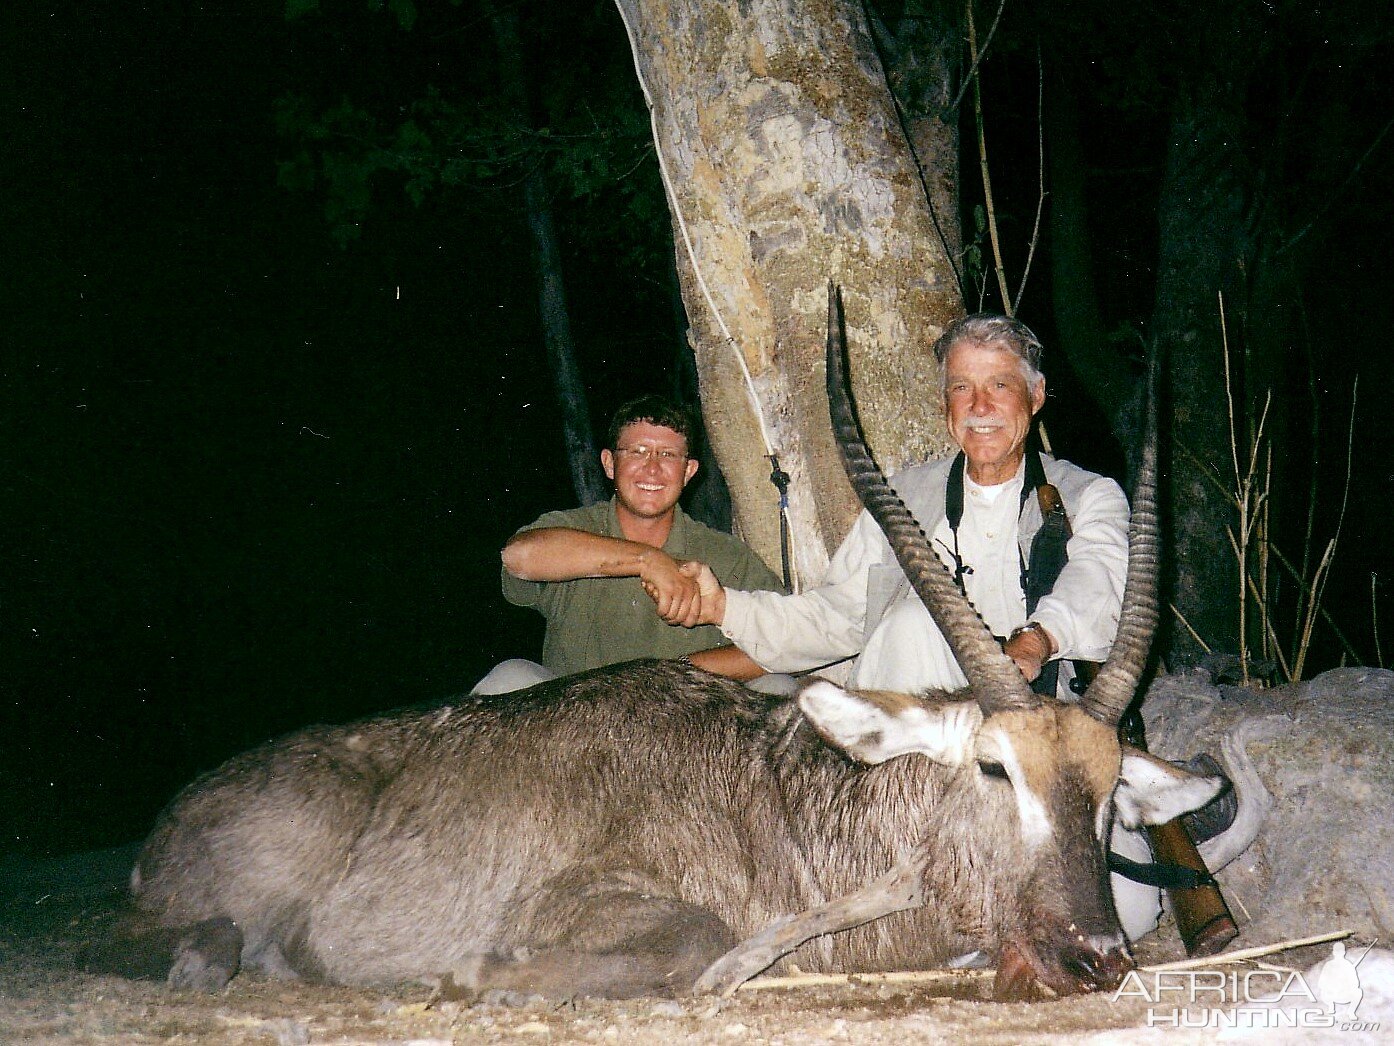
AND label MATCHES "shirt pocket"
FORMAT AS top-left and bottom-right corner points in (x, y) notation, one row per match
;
(864, 563), (909, 649)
